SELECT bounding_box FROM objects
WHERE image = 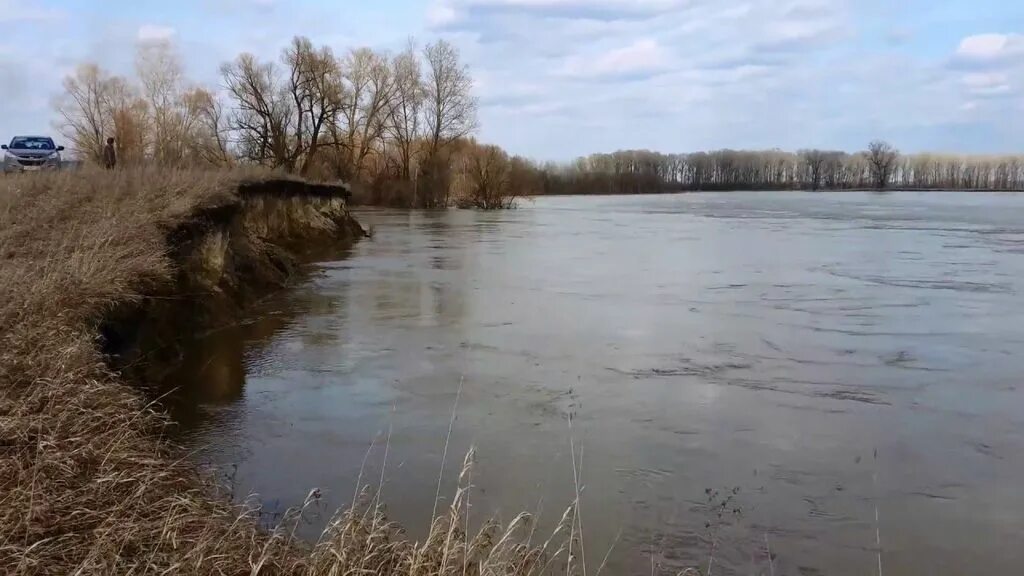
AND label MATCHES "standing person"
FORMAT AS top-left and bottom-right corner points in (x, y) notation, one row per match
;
(103, 137), (116, 170)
